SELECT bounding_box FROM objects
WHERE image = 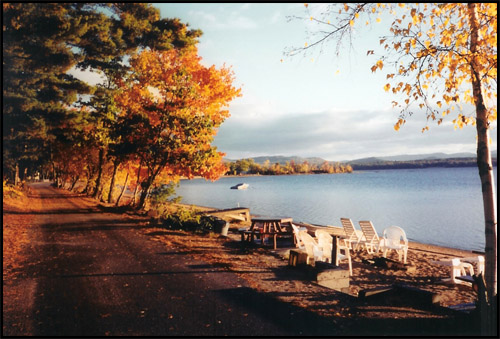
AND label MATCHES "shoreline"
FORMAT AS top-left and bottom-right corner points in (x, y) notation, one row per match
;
(62, 179), (486, 256)
(166, 201), (483, 257)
